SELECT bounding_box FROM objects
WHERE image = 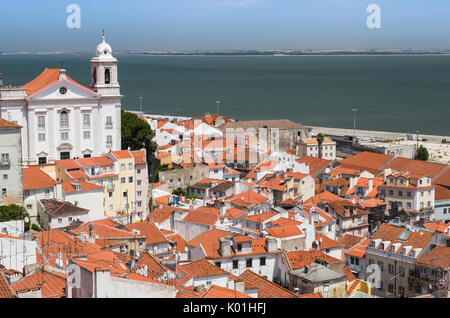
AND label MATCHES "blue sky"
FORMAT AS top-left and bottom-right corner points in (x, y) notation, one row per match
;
(1, 0), (450, 51)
